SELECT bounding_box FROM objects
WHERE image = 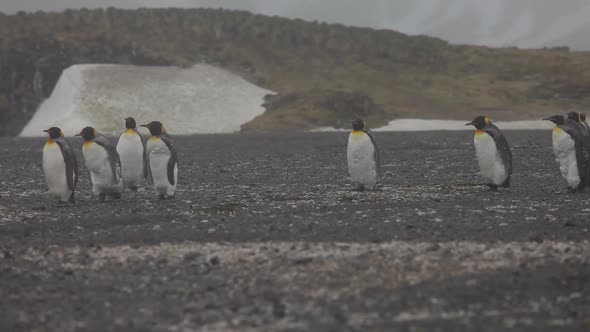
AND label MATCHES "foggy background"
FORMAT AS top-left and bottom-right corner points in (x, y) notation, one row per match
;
(2, 0), (590, 50)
